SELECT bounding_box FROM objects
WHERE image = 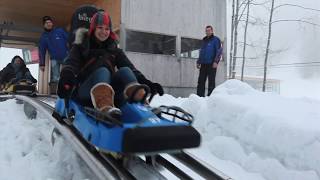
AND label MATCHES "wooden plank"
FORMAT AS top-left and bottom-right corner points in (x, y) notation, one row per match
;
(0, 0), (96, 27)
(38, 52), (49, 94)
